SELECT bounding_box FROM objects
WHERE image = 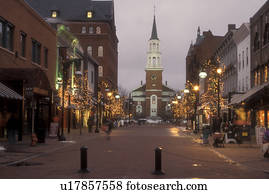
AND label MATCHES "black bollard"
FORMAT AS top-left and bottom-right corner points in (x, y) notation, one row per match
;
(153, 147), (165, 175)
(79, 146), (89, 173)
